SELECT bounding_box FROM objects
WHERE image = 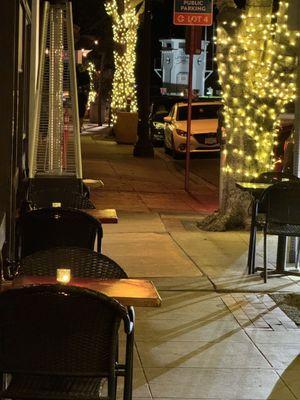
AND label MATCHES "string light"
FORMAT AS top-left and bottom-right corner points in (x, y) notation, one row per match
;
(217, 0), (298, 179)
(87, 61), (97, 109)
(105, 0), (140, 124)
